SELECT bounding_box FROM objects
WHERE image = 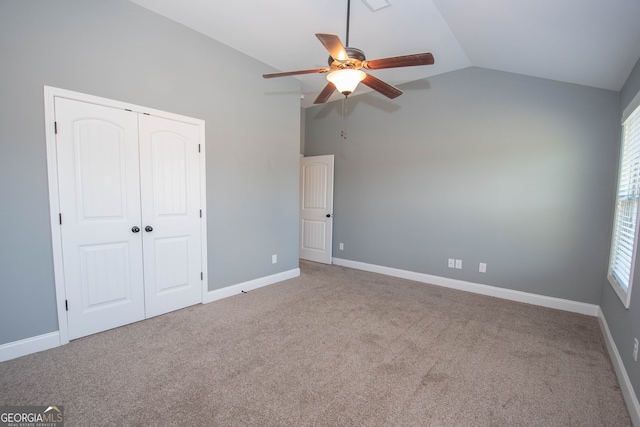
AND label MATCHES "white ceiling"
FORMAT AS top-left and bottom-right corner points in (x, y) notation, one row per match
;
(129, 0), (640, 107)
